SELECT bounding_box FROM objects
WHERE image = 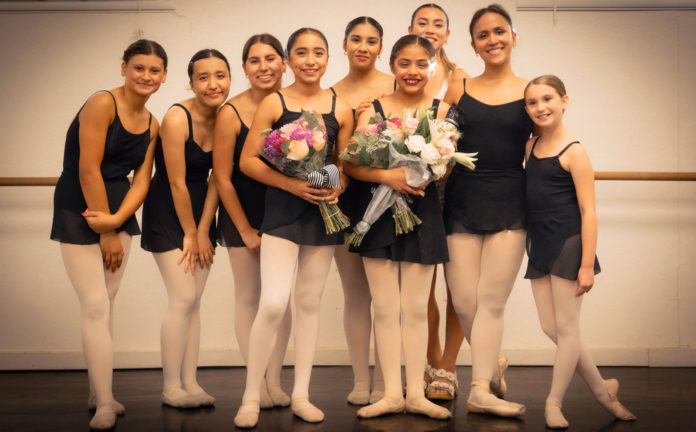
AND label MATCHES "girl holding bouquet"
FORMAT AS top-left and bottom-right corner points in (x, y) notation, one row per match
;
(344, 34), (451, 420)
(213, 34), (293, 410)
(442, 4), (532, 417)
(408, 2), (469, 402)
(234, 28), (353, 428)
(329, 16), (393, 406)
(140, 49), (229, 408)
(50, 39), (166, 430)
(523, 75), (635, 428)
